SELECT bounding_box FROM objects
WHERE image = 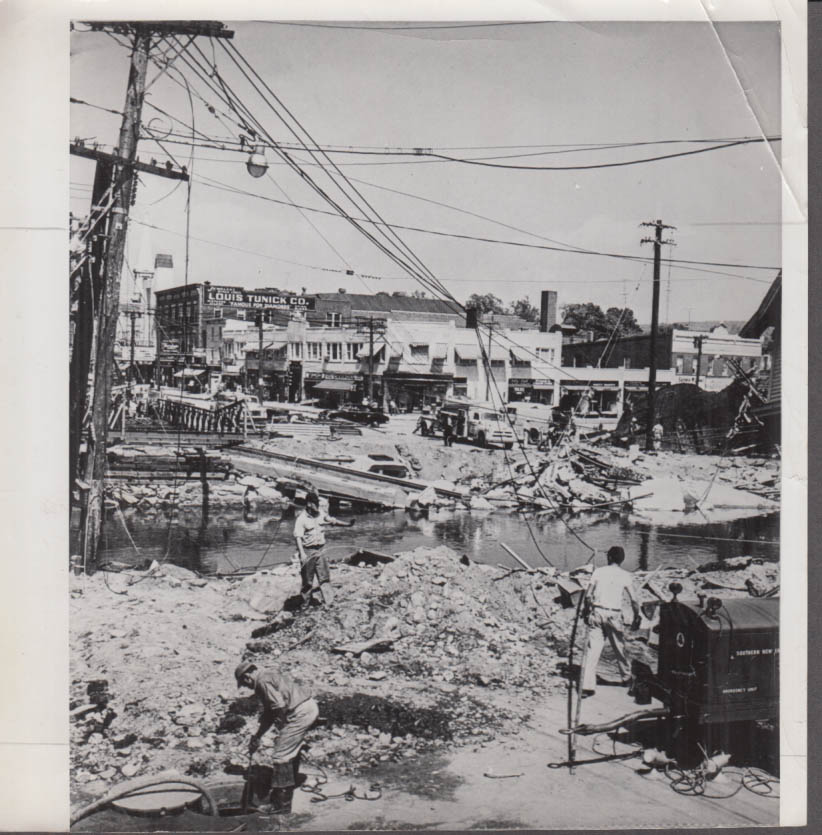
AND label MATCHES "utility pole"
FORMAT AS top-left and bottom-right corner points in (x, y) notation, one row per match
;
(640, 219), (675, 451)
(69, 155), (114, 496)
(355, 316), (386, 407)
(257, 309), (265, 399)
(128, 310), (137, 388)
(75, 21), (233, 571)
(484, 319), (494, 401)
(368, 317), (375, 405)
(693, 334), (706, 389)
